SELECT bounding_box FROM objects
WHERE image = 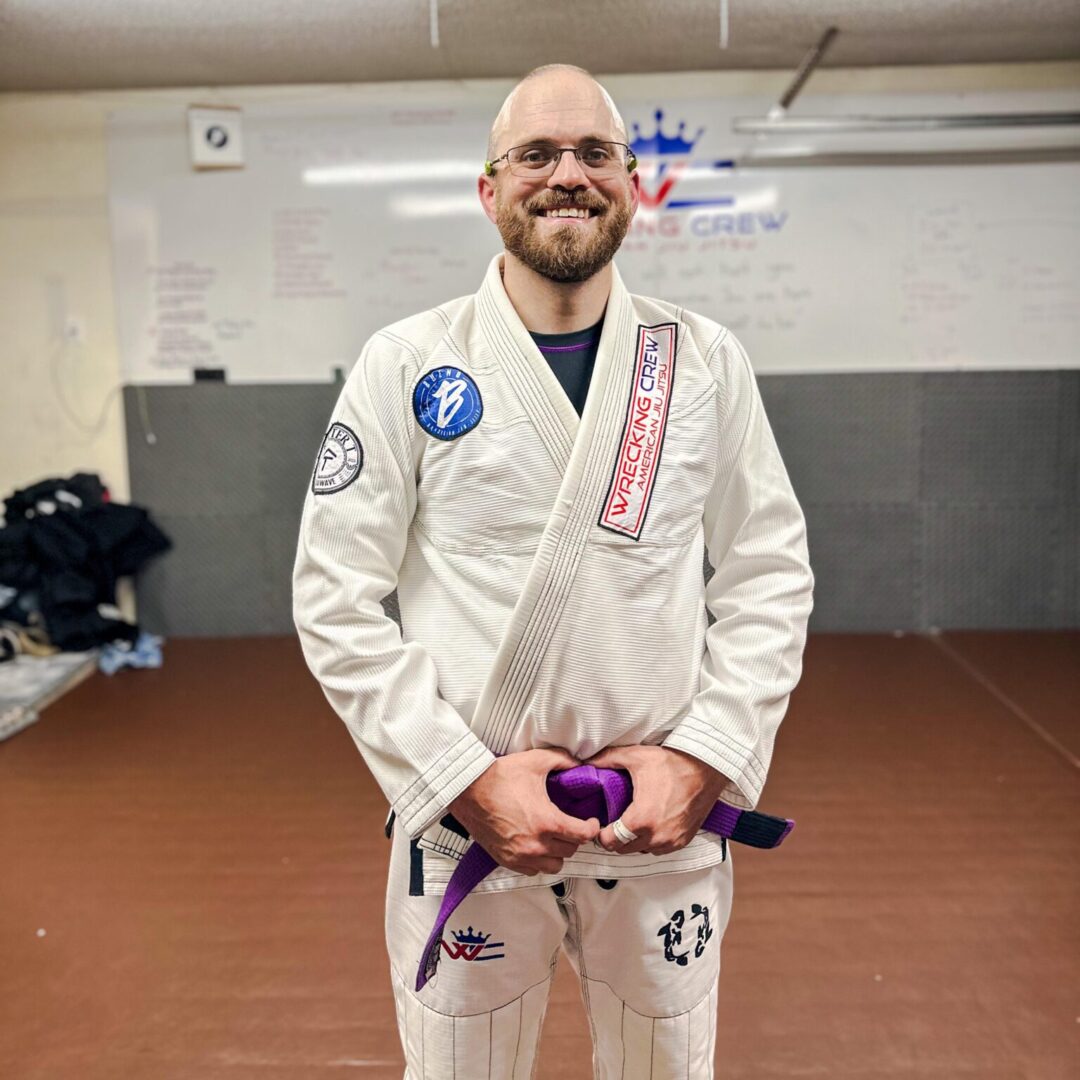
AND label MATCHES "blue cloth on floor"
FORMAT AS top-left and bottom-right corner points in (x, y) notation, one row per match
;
(99, 631), (163, 675)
